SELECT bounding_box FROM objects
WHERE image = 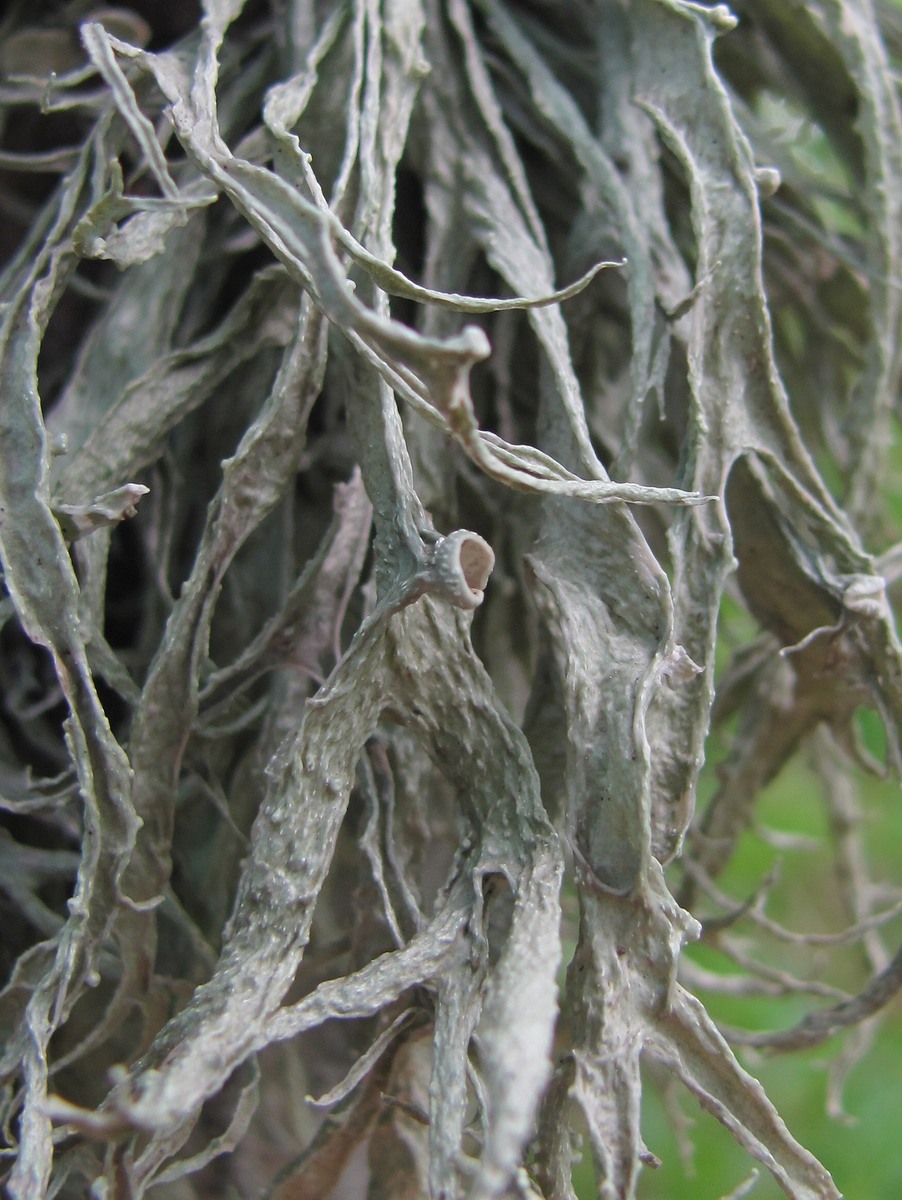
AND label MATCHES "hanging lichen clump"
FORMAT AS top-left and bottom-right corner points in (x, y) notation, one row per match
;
(1, 2), (901, 1198)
